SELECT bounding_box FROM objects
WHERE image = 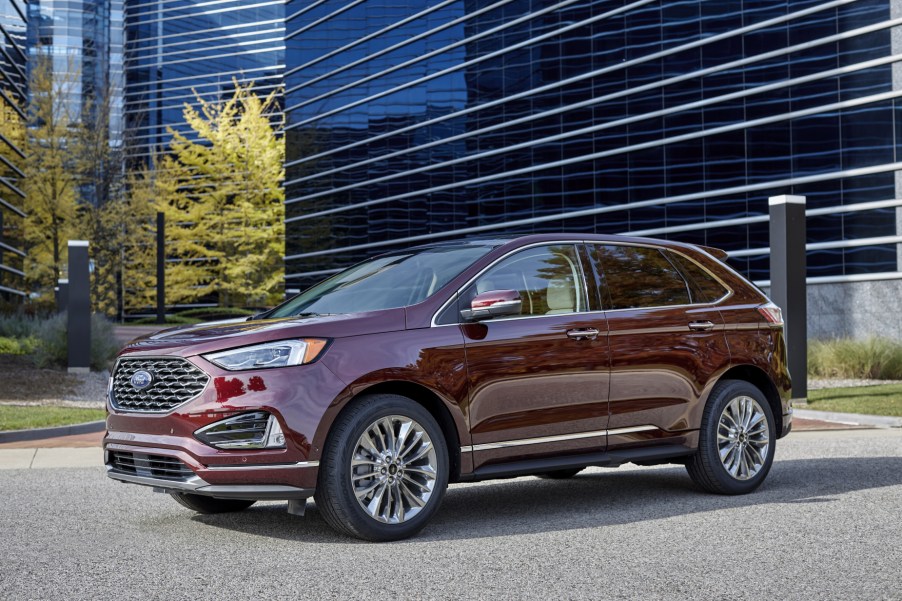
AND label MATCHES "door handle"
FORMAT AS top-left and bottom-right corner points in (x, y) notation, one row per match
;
(688, 321), (715, 332)
(566, 328), (599, 341)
